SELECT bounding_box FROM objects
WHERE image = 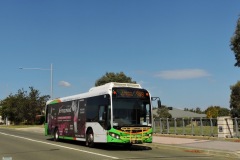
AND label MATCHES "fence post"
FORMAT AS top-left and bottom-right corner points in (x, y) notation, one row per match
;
(191, 118), (195, 136)
(210, 118), (213, 137)
(174, 118), (177, 135)
(182, 118), (185, 135)
(153, 119), (156, 133)
(166, 118), (169, 134)
(200, 117), (203, 136)
(235, 117), (239, 138)
(160, 118), (162, 134)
